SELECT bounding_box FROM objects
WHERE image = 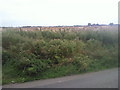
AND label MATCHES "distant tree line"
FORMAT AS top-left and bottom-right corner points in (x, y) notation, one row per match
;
(88, 23), (115, 26)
